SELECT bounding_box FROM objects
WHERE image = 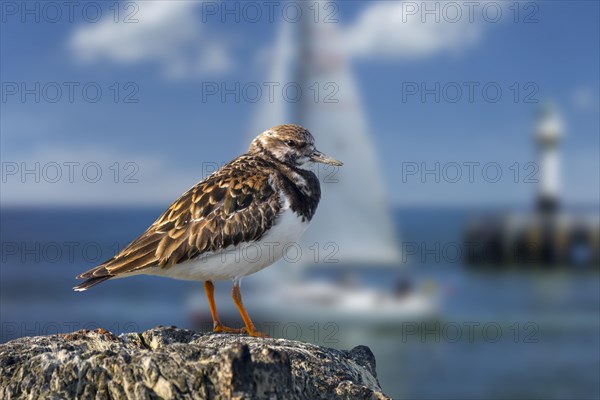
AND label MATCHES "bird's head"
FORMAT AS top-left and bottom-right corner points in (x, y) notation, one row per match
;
(249, 124), (343, 168)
